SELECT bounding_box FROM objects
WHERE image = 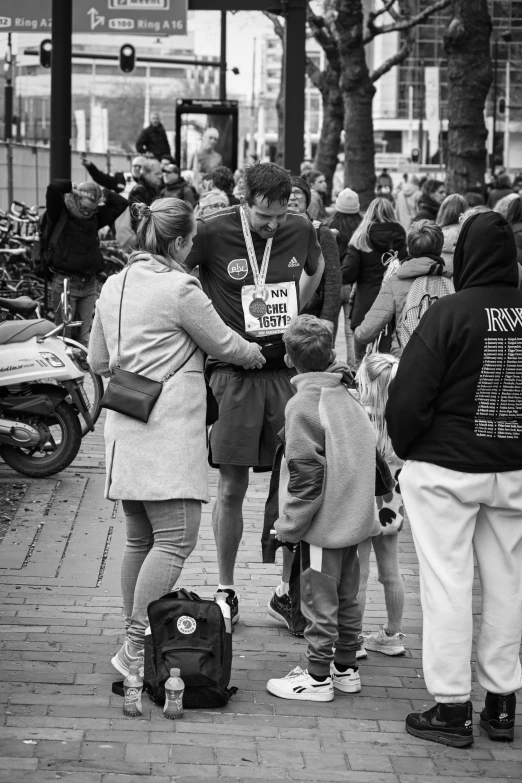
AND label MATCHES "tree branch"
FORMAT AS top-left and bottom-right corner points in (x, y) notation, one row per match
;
(368, 0), (398, 24)
(307, 3), (340, 68)
(365, 0), (450, 43)
(306, 56), (324, 92)
(263, 10), (284, 40)
(370, 28), (414, 82)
